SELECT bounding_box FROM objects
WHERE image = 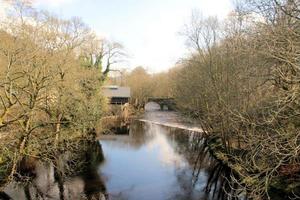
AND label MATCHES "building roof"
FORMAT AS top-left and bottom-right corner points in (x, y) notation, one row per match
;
(102, 85), (131, 98)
